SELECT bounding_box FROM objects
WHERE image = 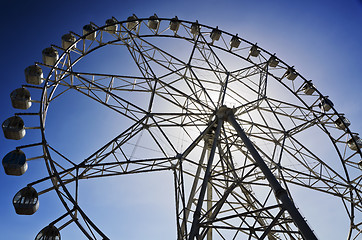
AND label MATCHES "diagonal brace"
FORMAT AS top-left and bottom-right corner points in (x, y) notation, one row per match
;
(188, 116), (224, 239)
(226, 107), (318, 240)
